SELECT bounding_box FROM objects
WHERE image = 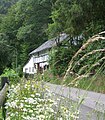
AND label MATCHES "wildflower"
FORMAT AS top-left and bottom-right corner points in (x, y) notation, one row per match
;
(29, 110), (33, 113)
(6, 117), (10, 120)
(5, 80), (80, 120)
(20, 103), (24, 108)
(35, 93), (41, 97)
(11, 101), (17, 108)
(31, 94), (35, 97)
(26, 98), (35, 104)
(39, 115), (45, 119)
(23, 108), (27, 112)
